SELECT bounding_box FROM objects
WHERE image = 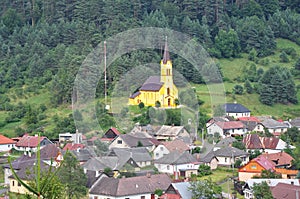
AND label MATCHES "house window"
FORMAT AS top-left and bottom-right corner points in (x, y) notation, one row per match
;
(117, 140), (122, 144)
(251, 165), (257, 169)
(160, 146), (163, 151)
(12, 181), (14, 186)
(141, 196), (145, 199)
(167, 165), (170, 170)
(156, 153), (159, 157)
(18, 182), (21, 187)
(225, 158), (227, 162)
